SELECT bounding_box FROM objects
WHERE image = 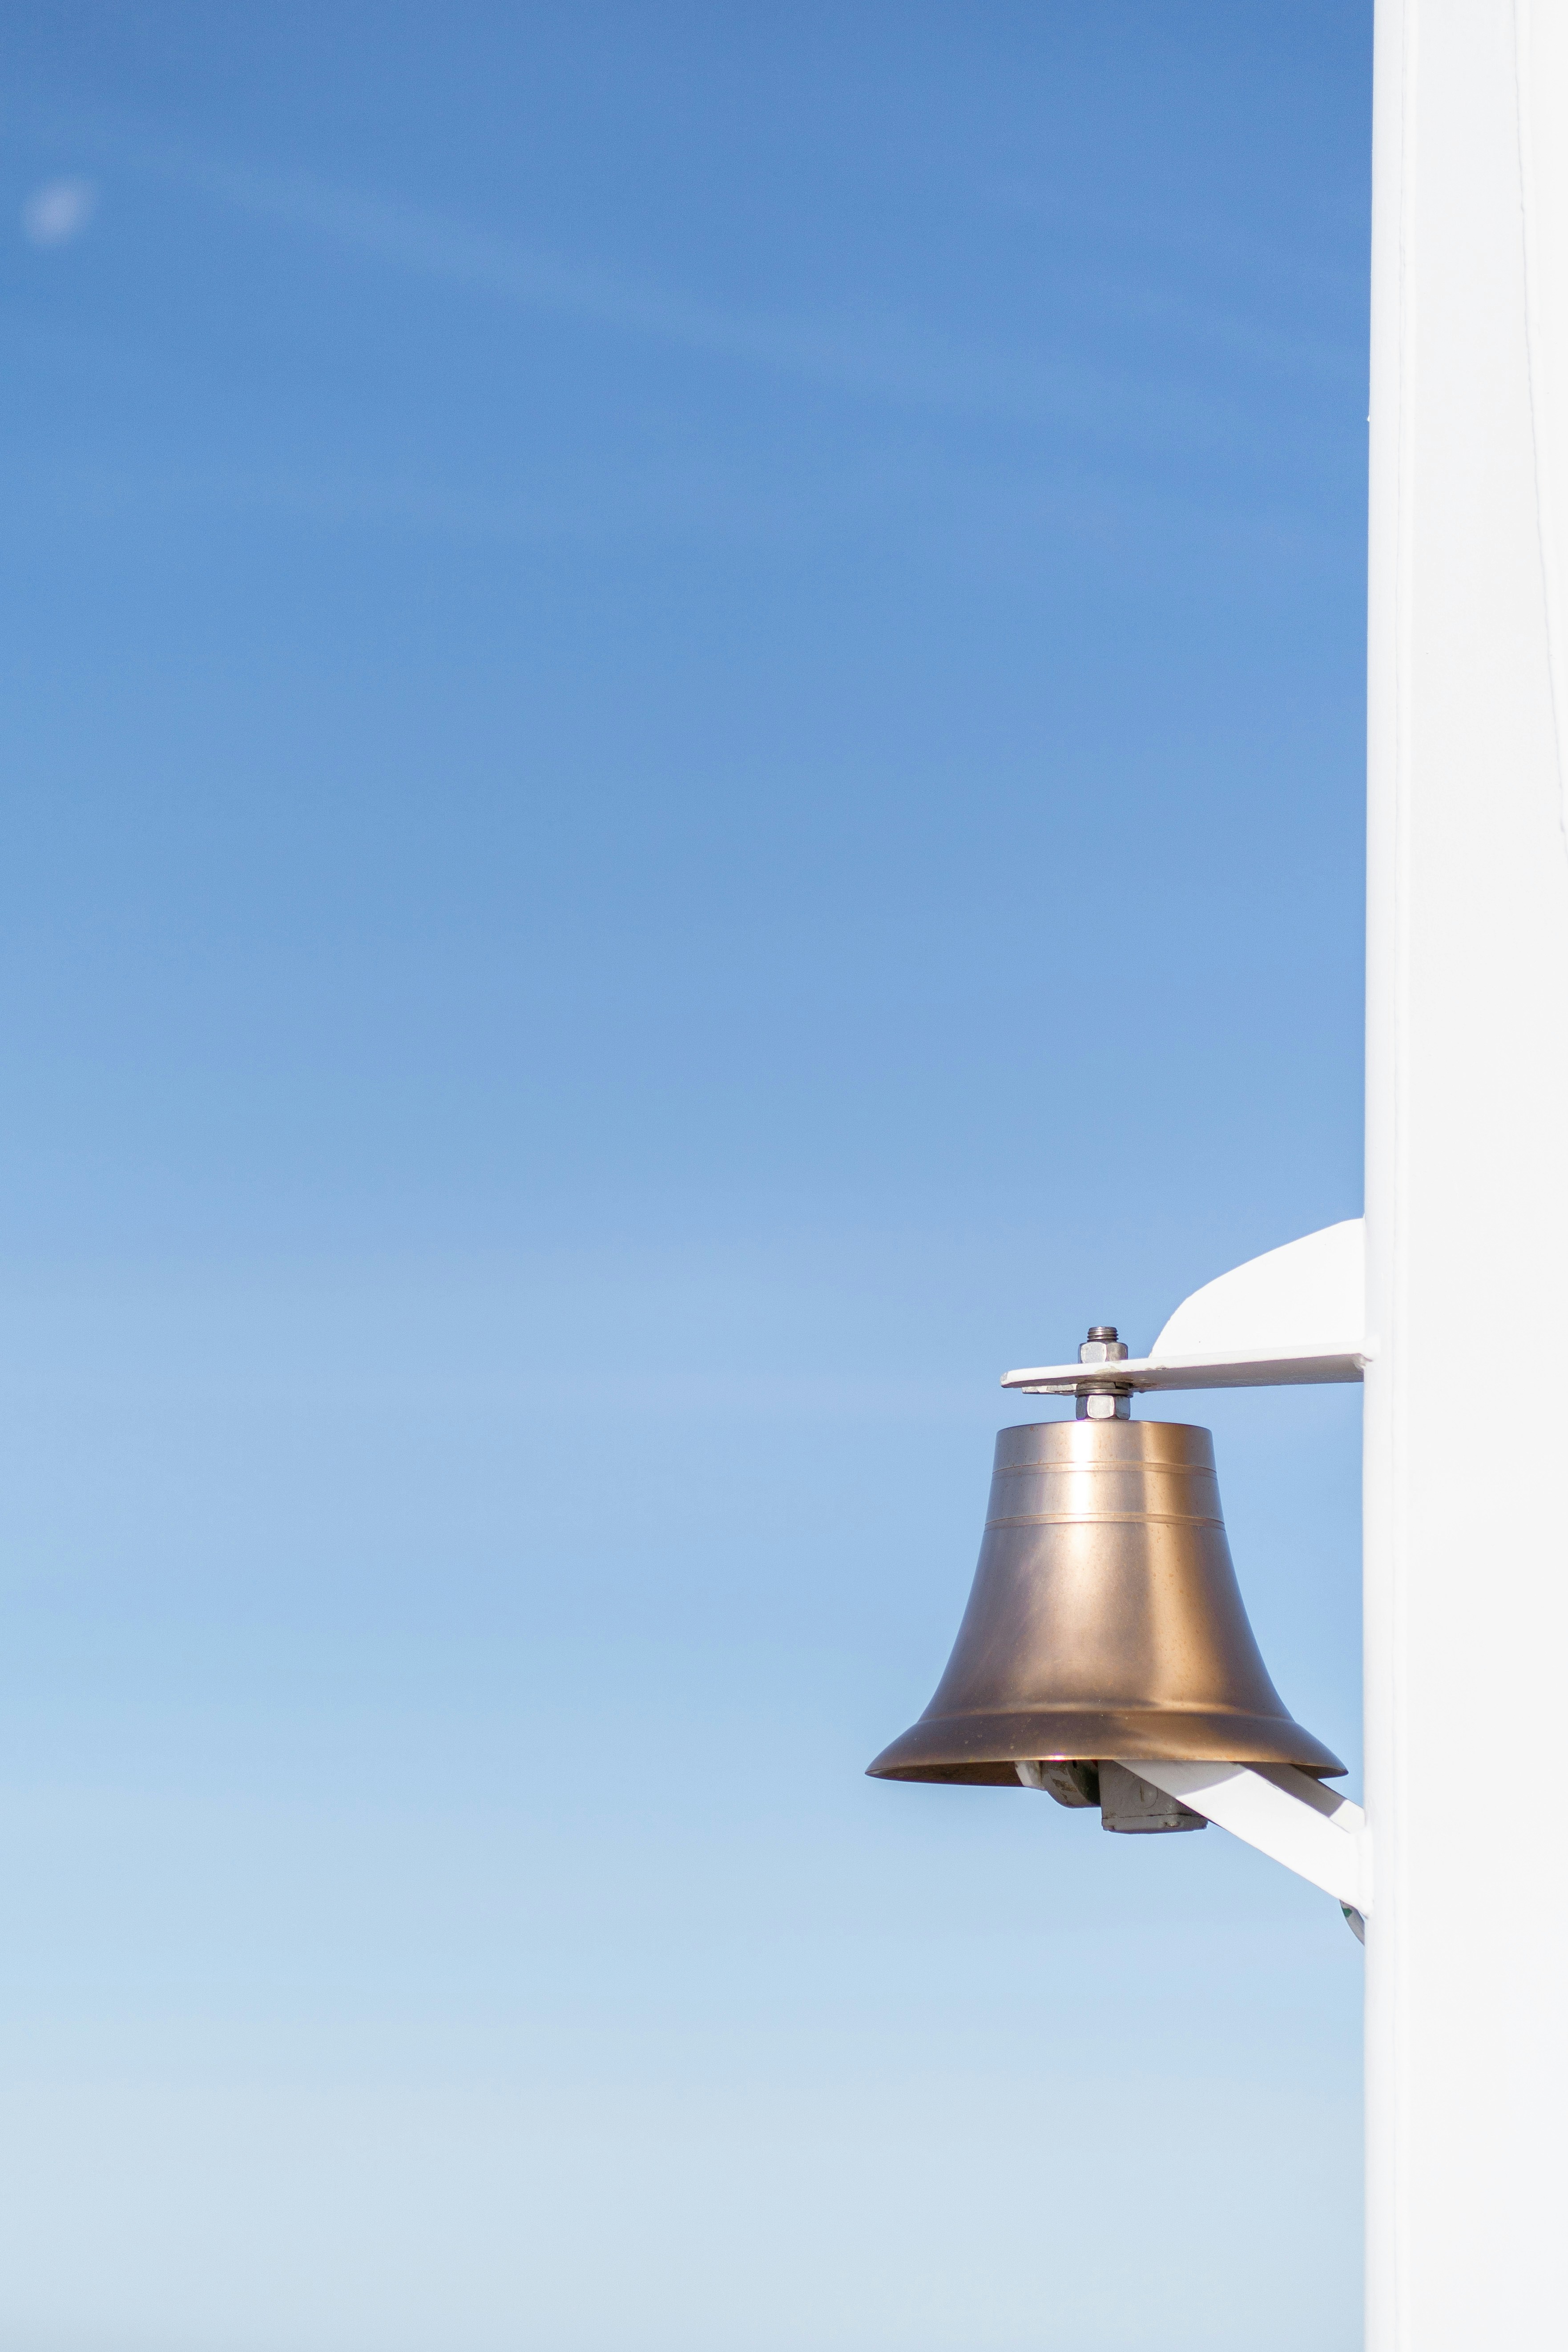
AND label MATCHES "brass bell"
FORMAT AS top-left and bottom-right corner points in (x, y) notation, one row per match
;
(867, 1399), (1343, 1812)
